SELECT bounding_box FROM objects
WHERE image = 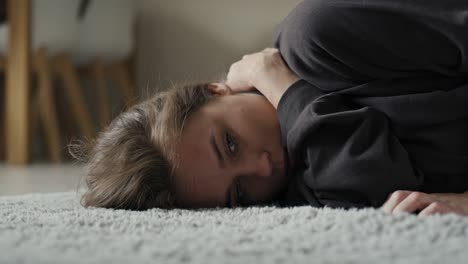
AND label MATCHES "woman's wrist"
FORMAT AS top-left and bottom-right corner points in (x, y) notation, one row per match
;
(255, 72), (299, 108)
(225, 47), (299, 107)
